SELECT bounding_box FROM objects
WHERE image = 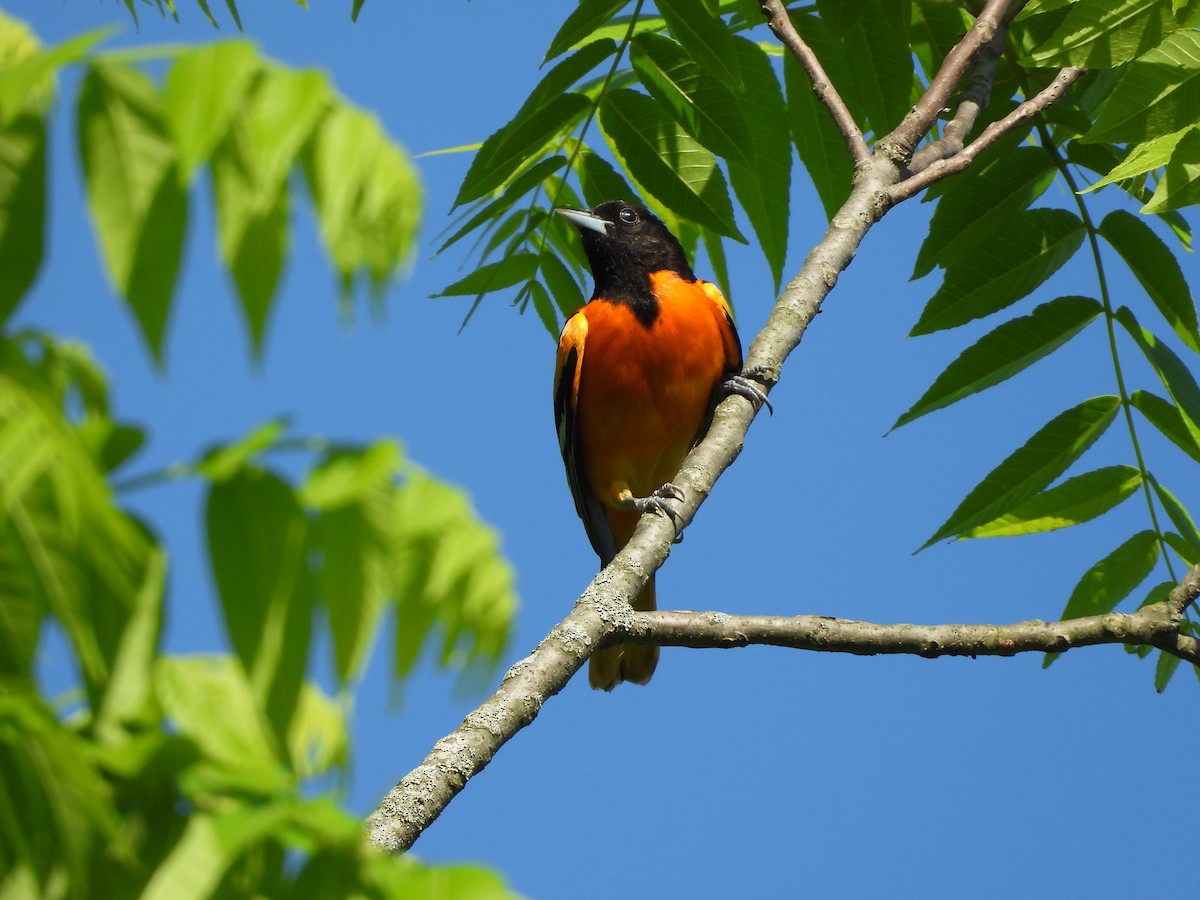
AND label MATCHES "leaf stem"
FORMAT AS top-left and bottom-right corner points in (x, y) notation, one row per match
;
(1035, 120), (1179, 587)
